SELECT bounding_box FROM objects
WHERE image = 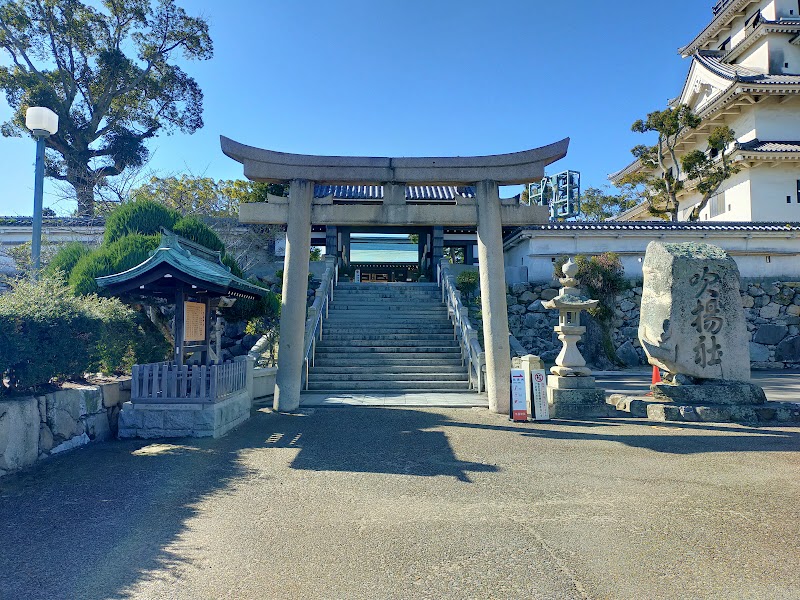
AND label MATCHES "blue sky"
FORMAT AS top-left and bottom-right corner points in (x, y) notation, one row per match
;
(0, 0), (712, 216)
